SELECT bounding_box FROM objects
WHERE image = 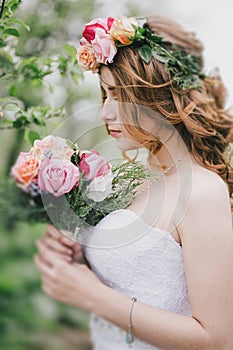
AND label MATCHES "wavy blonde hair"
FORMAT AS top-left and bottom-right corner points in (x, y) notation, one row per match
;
(100, 15), (233, 206)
